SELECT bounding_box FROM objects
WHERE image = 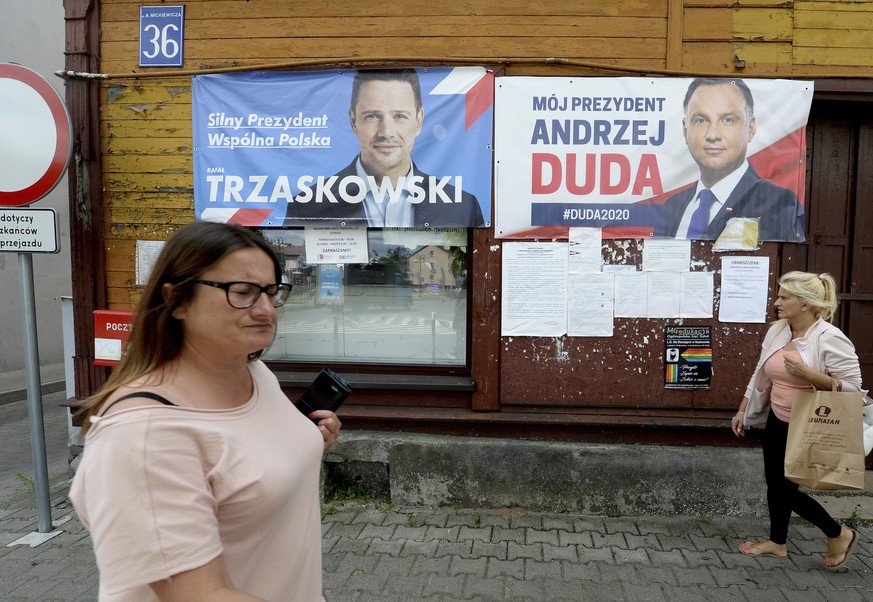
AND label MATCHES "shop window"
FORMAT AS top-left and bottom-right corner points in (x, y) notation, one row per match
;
(260, 228), (468, 366)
